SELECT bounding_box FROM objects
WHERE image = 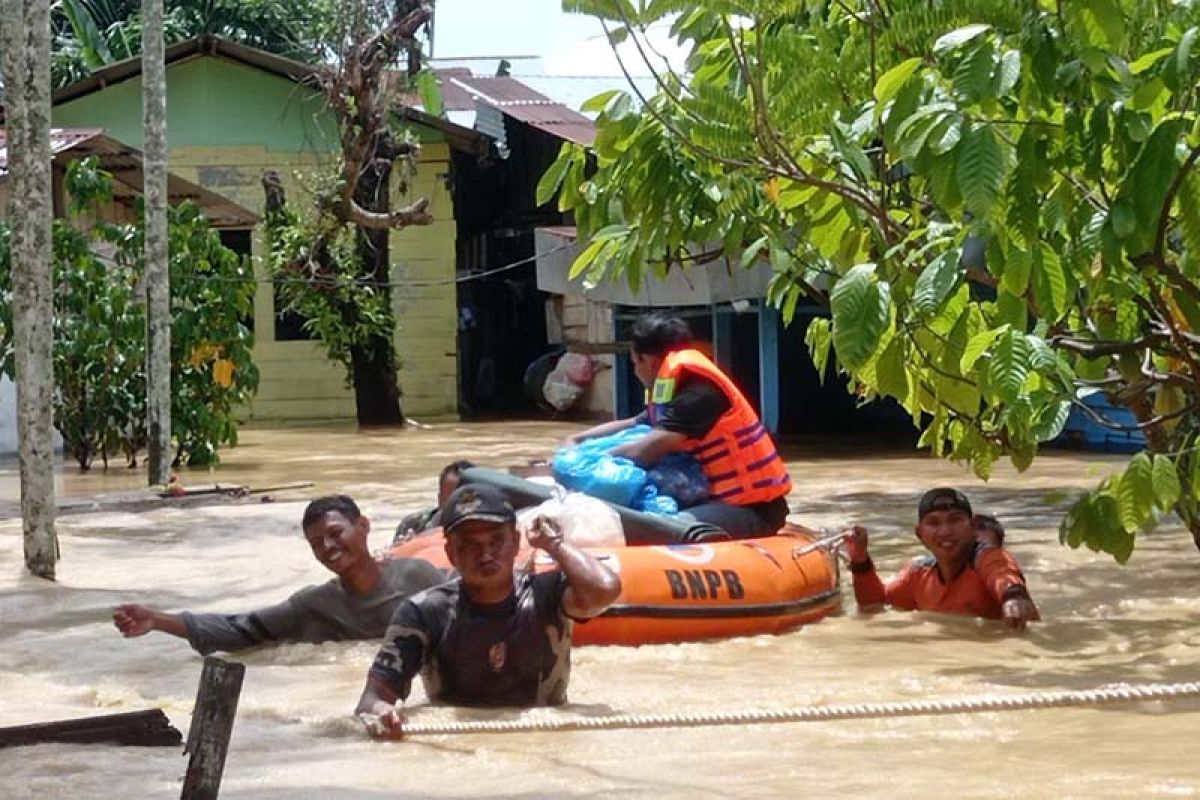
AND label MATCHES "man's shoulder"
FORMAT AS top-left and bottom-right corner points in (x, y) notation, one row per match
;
(380, 556), (447, 583)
